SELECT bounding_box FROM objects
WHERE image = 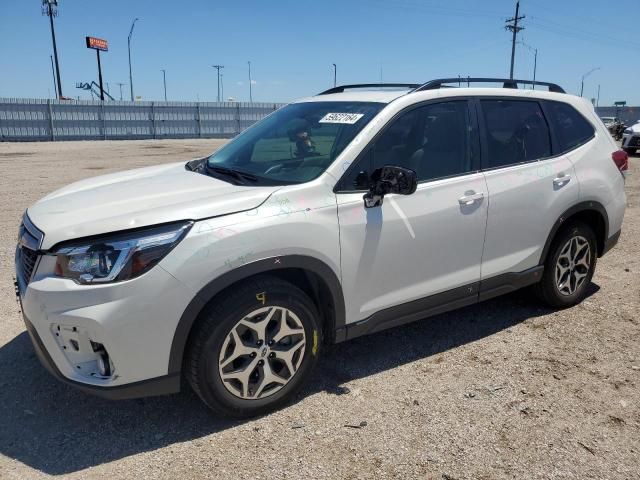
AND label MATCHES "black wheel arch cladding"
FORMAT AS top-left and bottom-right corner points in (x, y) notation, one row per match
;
(539, 201), (610, 265)
(168, 255), (345, 375)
